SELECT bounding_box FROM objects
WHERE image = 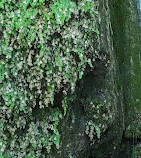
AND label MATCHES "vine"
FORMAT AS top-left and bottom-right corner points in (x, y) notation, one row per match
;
(0, 0), (99, 157)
